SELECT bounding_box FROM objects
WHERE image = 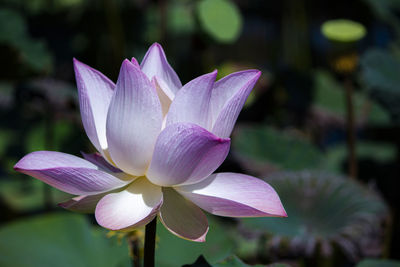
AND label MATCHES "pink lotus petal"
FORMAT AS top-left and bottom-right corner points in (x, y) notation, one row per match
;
(146, 123), (230, 186)
(73, 59), (115, 156)
(81, 152), (122, 173)
(211, 70), (261, 138)
(95, 177), (163, 230)
(159, 188), (208, 242)
(176, 173), (287, 217)
(140, 43), (182, 93)
(166, 71), (217, 130)
(58, 193), (106, 213)
(131, 57), (140, 68)
(14, 151), (130, 195)
(106, 60), (163, 176)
